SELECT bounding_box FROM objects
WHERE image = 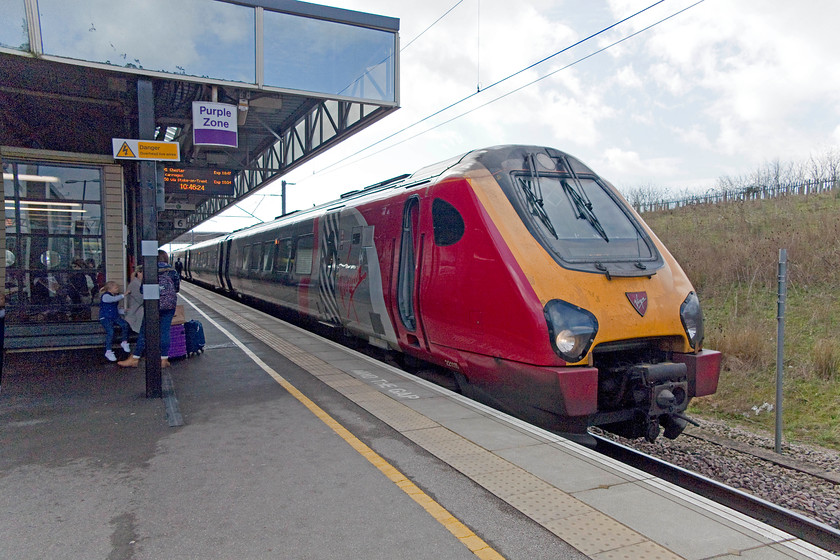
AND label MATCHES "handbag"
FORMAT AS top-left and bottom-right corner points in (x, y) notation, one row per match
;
(171, 304), (186, 325)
